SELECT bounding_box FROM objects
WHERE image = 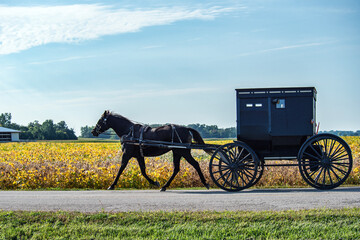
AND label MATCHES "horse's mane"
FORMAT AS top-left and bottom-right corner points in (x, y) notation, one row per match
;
(108, 111), (135, 124)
